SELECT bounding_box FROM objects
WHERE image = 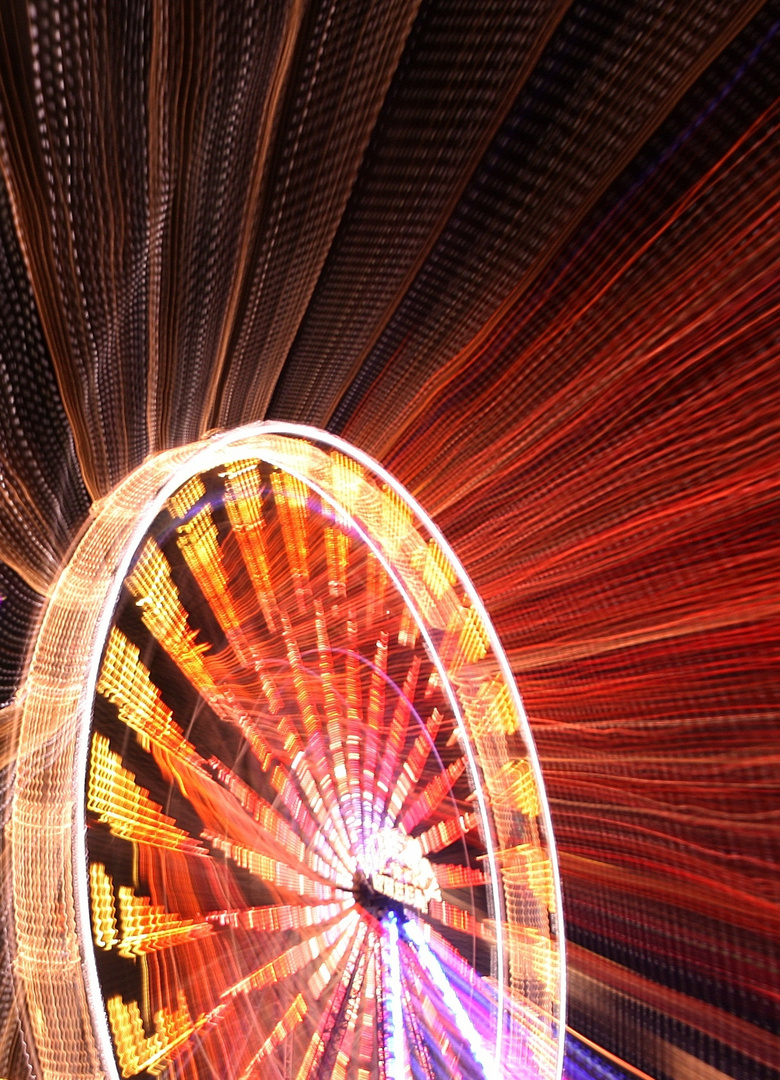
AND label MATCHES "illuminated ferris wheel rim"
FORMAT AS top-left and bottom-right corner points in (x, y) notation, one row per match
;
(14, 420), (565, 1080)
